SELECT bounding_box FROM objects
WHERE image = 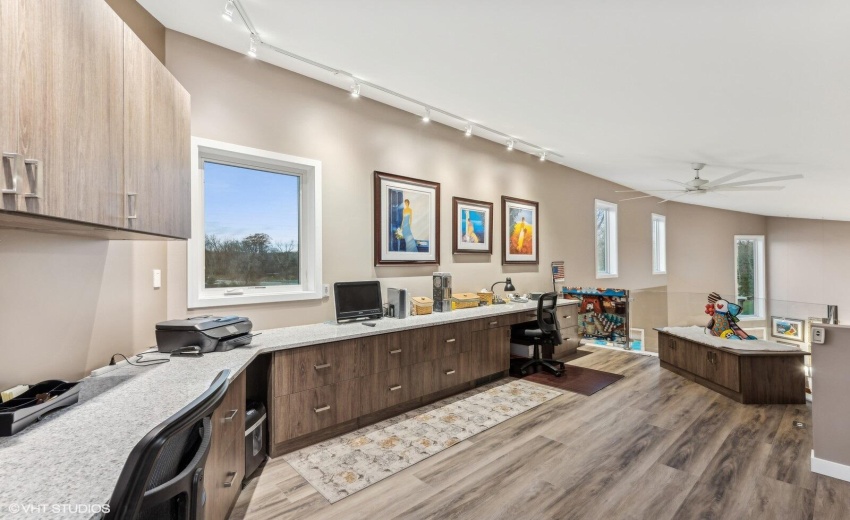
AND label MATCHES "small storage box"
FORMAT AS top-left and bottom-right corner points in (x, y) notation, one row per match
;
(411, 297), (433, 316)
(477, 291), (494, 305)
(452, 293), (481, 310)
(0, 380), (81, 436)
